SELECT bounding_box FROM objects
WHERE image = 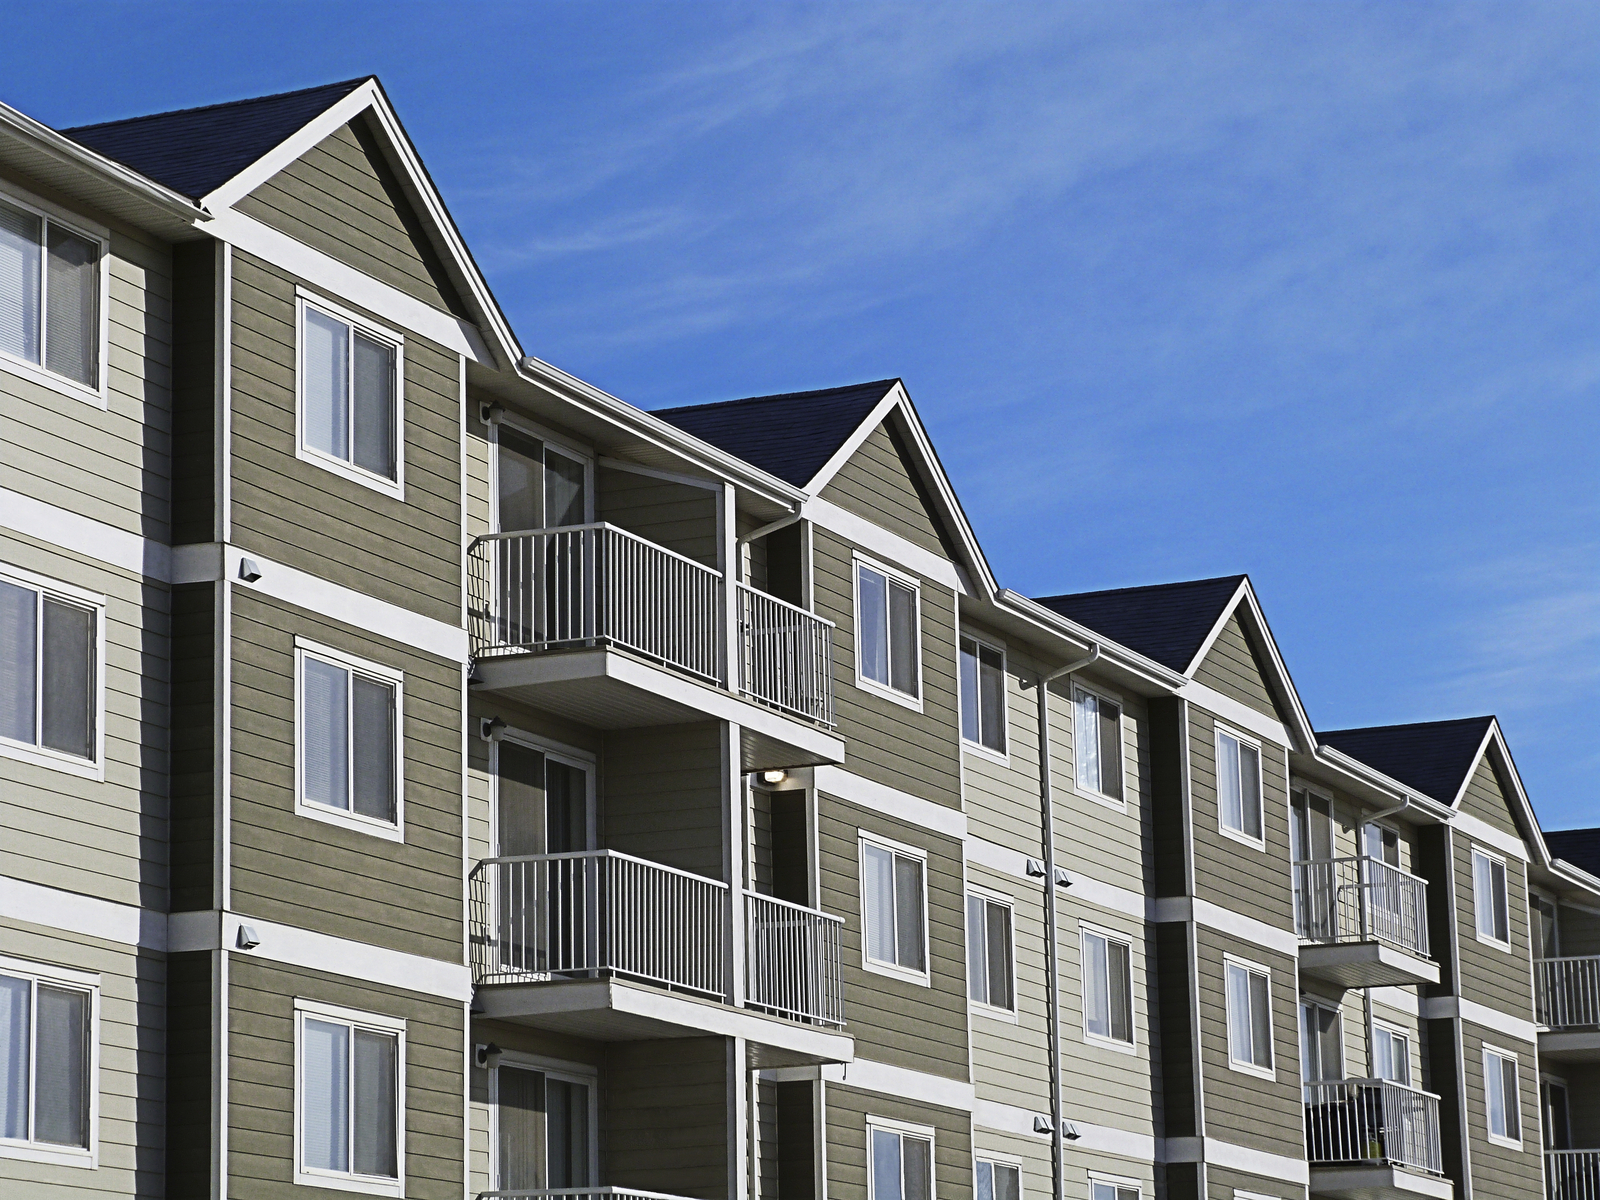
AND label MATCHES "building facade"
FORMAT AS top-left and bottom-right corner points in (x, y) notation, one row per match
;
(0, 77), (1594, 1200)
